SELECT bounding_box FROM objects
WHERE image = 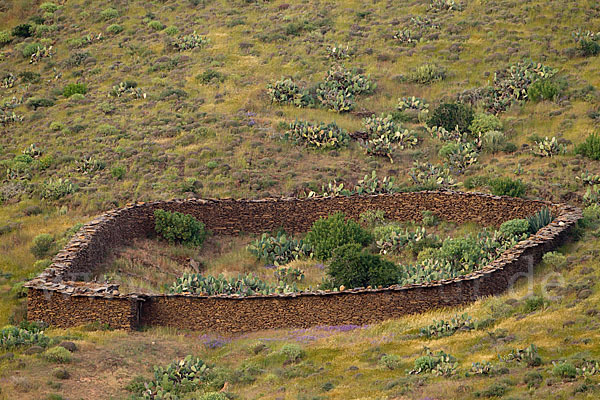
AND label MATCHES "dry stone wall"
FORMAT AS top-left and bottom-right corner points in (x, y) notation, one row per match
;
(25, 191), (581, 332)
